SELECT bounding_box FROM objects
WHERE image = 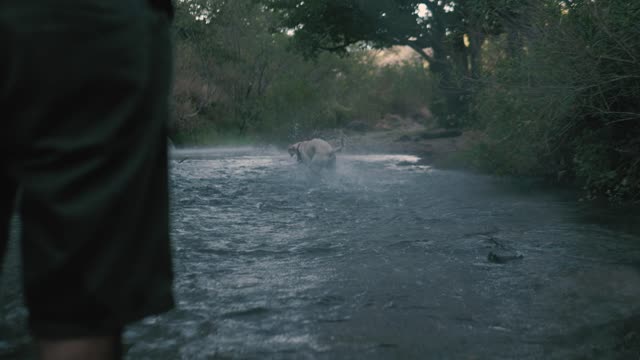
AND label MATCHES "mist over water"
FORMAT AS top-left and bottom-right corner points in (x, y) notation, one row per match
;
(2, 147), (640, 359)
